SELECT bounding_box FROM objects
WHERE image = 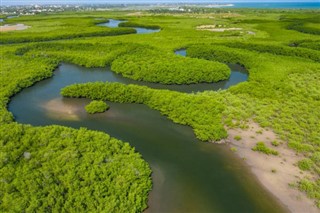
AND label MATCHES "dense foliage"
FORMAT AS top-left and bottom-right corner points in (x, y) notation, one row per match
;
(85, 100), (109, 114)
(118, 21), (160, 30)
(0, 16), (135, 44)
(1, 9), (320, 209)
(0, 123), (151, 212)
(15, 42), (230, 84)
(111, 48), (230, 84)
(292, 39), (320, 51)
(61, 82), (227, 141)
(286, 18), (320, 35)
(221, 42), (320, 62)
(15, 42), (142, 67)
(0, 42), (152, 212)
